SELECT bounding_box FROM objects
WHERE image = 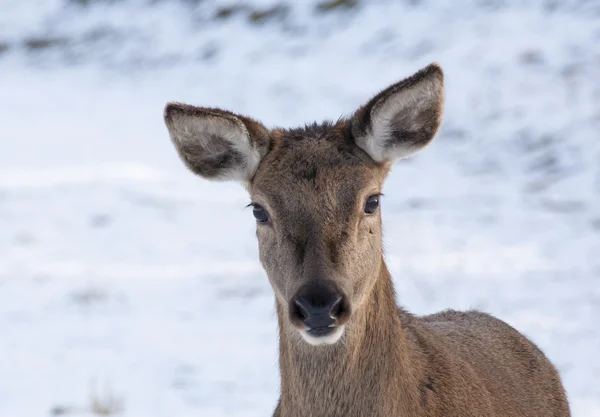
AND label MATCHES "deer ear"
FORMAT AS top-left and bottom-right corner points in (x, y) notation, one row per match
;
(164, 103), (270, 182)
(351, 63), (444, 162)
